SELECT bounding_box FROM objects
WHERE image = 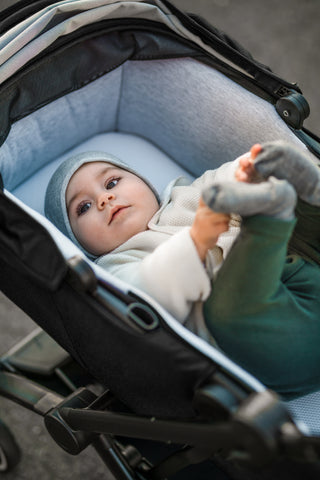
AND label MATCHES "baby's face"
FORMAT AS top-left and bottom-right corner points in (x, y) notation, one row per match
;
(66, 162), (159, 255)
